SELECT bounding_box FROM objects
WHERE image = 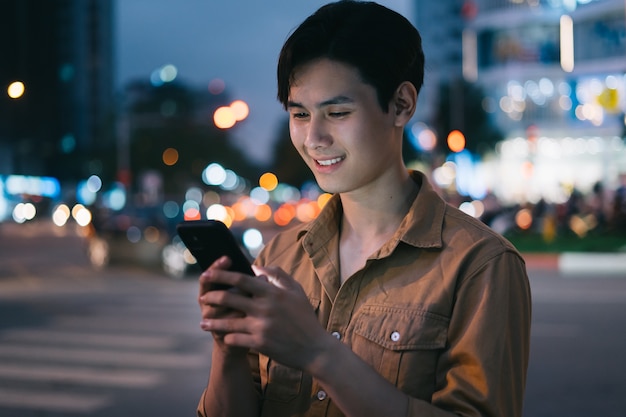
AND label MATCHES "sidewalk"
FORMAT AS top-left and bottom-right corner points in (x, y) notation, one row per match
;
(523, 252), (626, 276)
